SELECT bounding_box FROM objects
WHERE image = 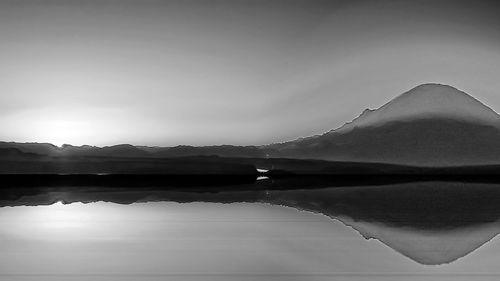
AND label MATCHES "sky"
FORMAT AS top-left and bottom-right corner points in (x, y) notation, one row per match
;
(2, 0), (500, 146)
